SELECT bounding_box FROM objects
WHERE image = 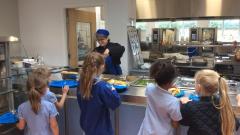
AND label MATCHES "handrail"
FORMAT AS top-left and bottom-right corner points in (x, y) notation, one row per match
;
(0, 76), (11, 80)
(0, 90), (15, 96)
